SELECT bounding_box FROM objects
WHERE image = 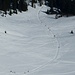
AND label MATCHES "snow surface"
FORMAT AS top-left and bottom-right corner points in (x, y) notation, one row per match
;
(0, 5), (75, 75)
